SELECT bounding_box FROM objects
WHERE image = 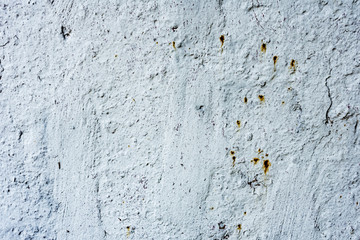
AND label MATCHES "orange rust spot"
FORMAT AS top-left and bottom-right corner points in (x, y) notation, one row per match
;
(263, 160), (271, 174)
(273, 56), (278, 71)
(251, 157), (260, 165)
(289, 59), (297, 73)
(273, 56), (278, 65)
(260, 43), (266, 53)
(220, 35), (225, 48)
(258, 148), (263, 154)
(258, 95), (265, 102)
(237, 224), (242, 231)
